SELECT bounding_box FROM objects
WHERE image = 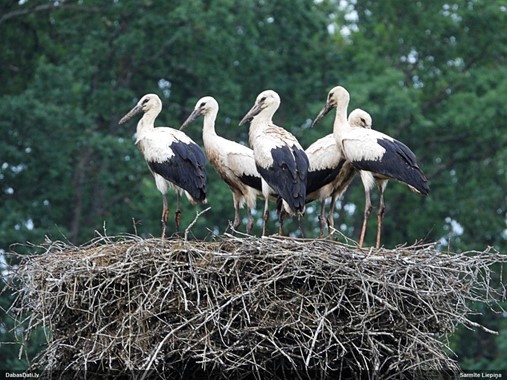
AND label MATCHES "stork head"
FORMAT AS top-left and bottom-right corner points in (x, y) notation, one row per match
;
(239, 90), (281, 126)
(311, 86), (350, 128)
(180, 96), (219, 130)
(348, 108), (372, 129)
(119, 94), (162, 124)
